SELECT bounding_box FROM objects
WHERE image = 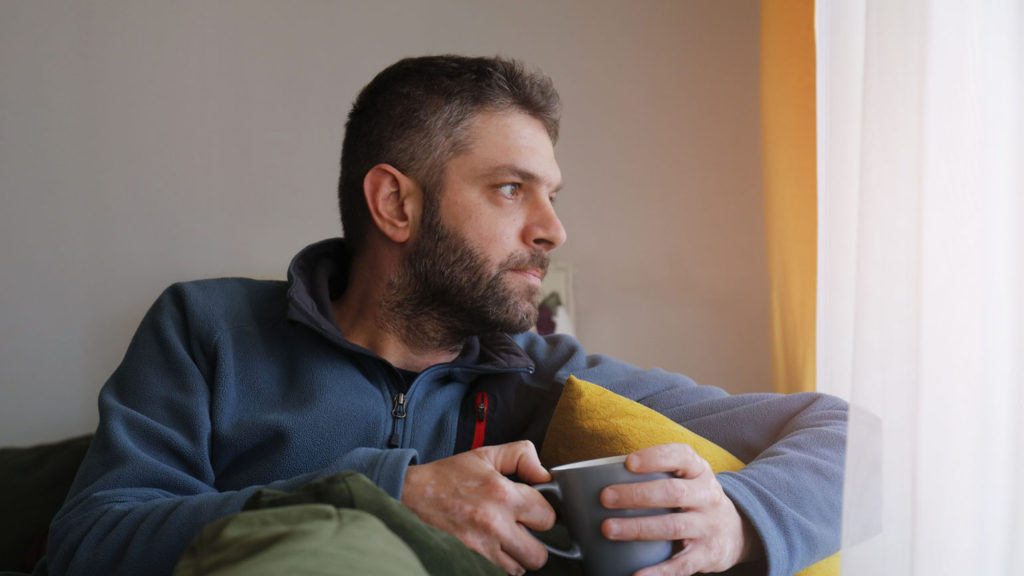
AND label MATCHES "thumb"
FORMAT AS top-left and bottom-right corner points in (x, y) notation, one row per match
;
(481, 440), (551, 484)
